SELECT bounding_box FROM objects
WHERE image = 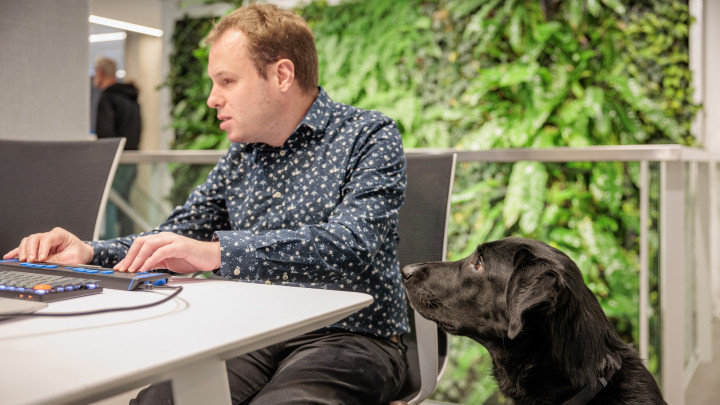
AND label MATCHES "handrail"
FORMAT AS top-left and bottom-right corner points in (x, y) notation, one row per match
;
(120, 145), (719, 164)
(121, 150), (226, 164)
